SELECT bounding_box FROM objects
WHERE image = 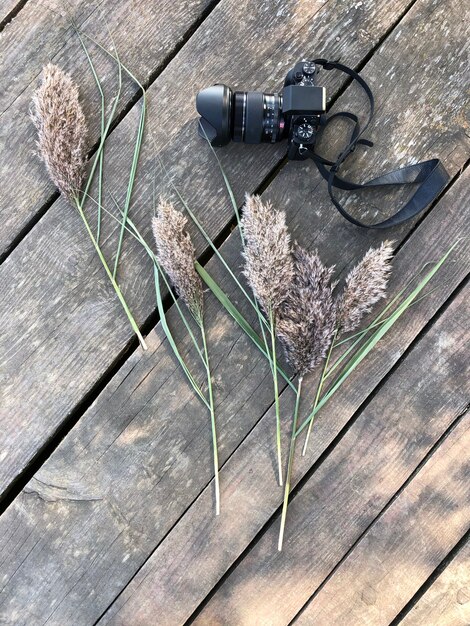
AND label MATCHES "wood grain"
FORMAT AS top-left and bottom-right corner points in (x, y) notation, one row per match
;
(0, 0), (428, 496)
(400, 539), (470, 626)
(0, 170), (465, 626)
(0, 0), (214, 255)
(292, 419), (470, 625)
(192, 289), (470, 626)
(1, 0), (102, 112)
(0, 0), (468, 621)
(0, 0), (28, 26)
(99, 181), (470, 626)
